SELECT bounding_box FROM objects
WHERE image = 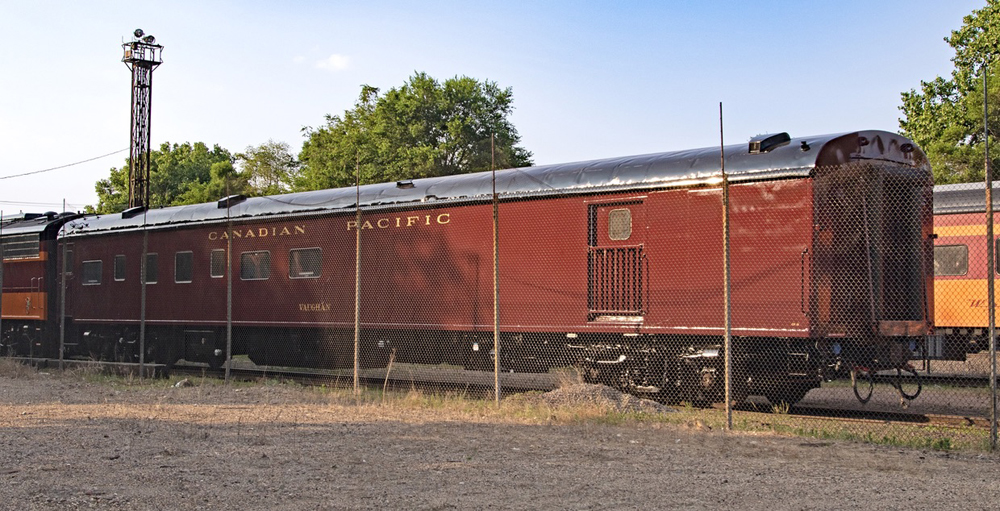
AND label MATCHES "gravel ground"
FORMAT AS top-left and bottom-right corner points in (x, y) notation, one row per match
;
(2, 368), (1000, 510)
